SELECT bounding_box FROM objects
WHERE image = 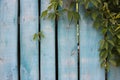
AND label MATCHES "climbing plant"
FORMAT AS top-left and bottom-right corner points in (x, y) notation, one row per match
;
(82, 0), (120, 71)
(34, 0), (120, 71)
